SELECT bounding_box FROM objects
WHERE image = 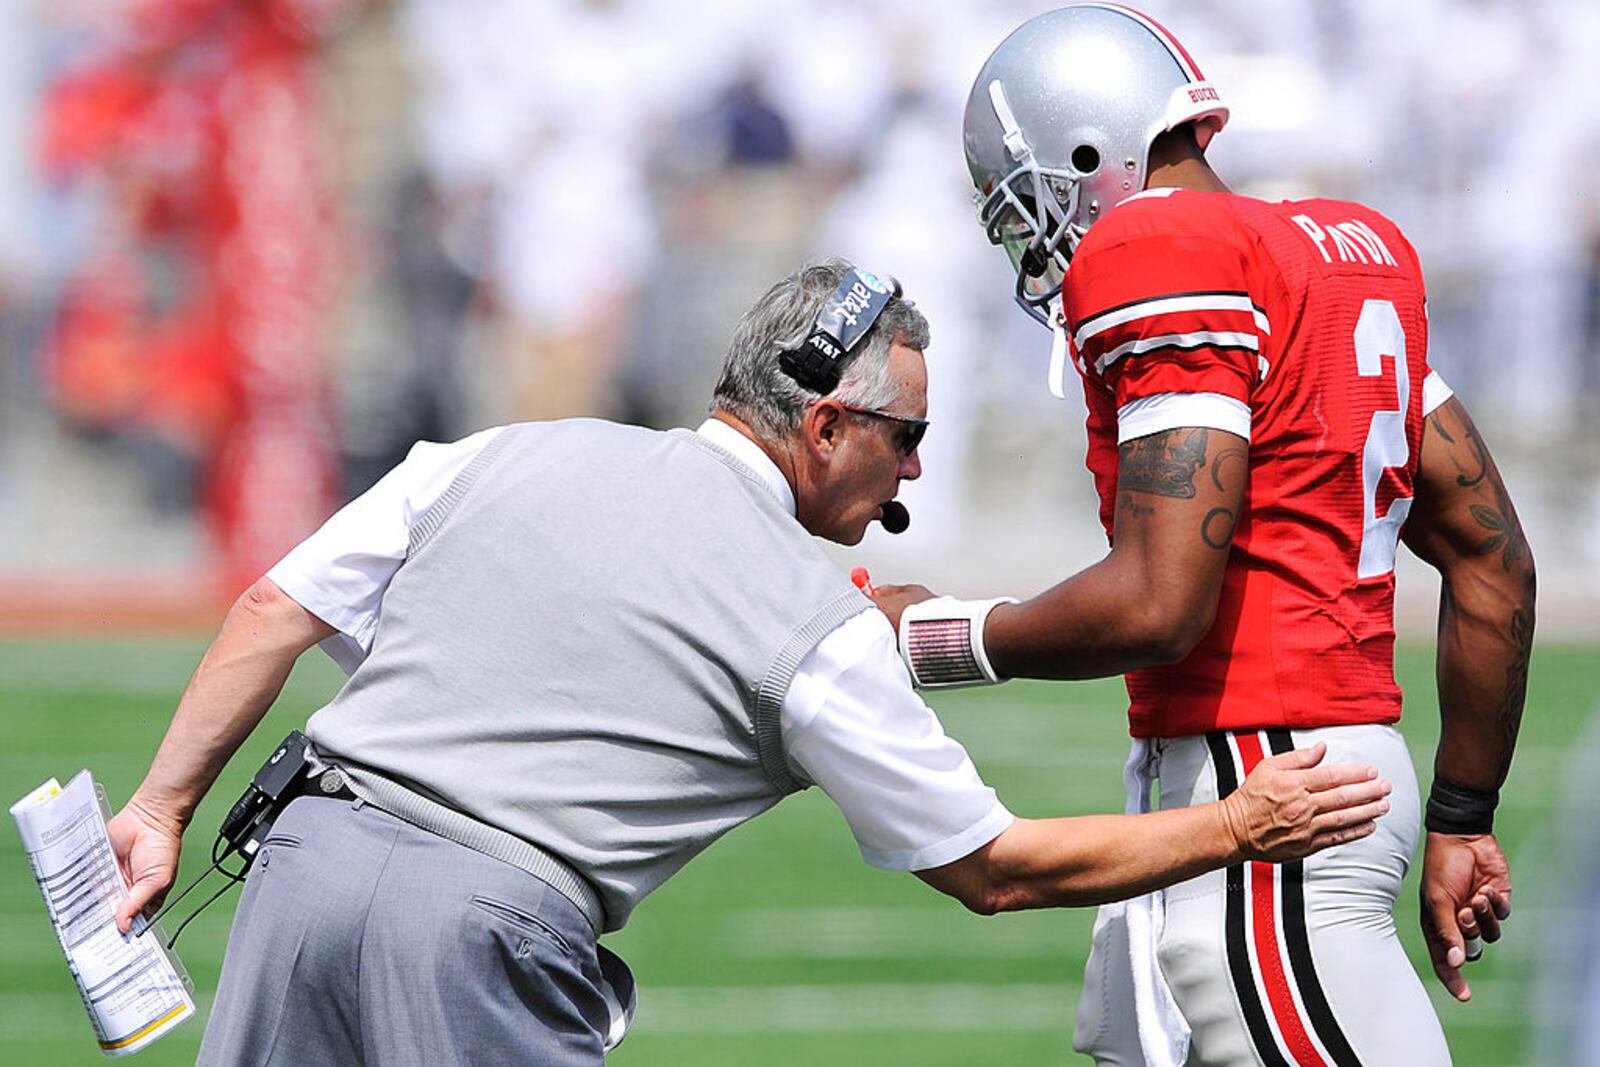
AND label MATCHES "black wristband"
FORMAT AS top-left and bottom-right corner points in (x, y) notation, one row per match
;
(1425, 776), (1498, 836)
